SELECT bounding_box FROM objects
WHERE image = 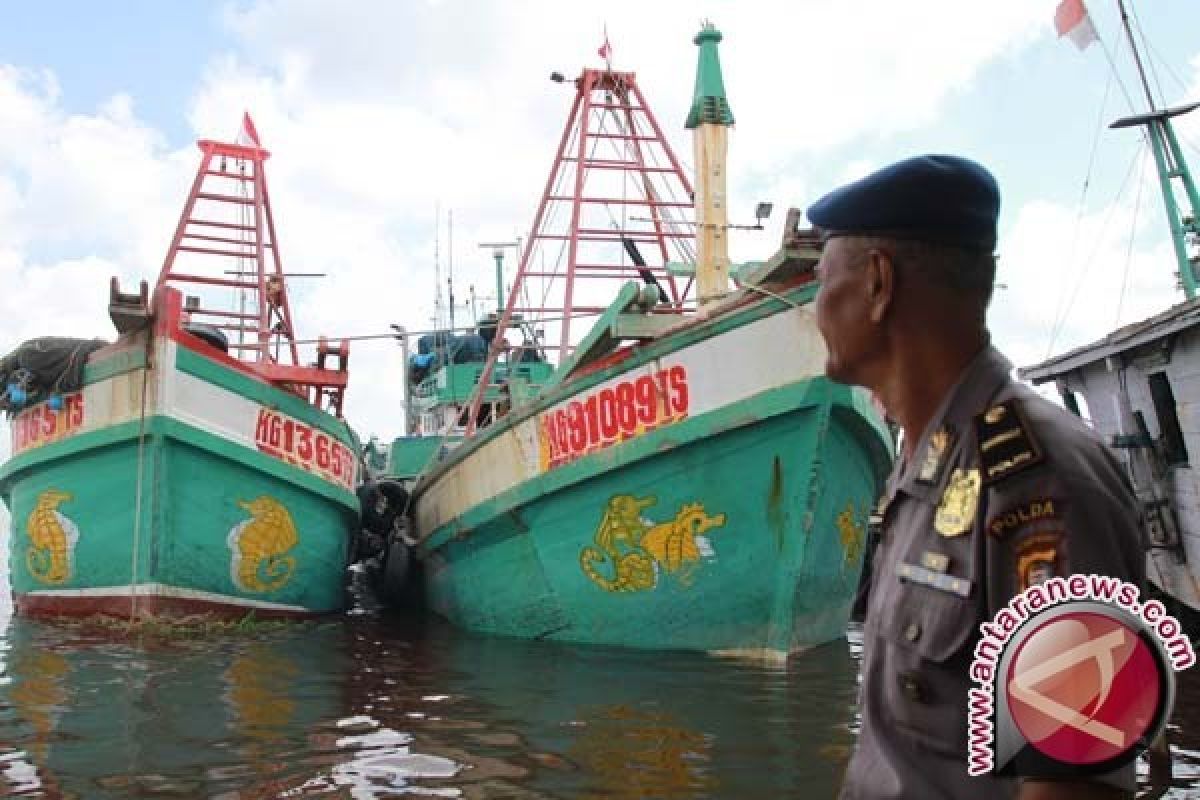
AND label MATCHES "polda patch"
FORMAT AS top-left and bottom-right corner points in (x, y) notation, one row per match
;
(986, 497), (1061, 539)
